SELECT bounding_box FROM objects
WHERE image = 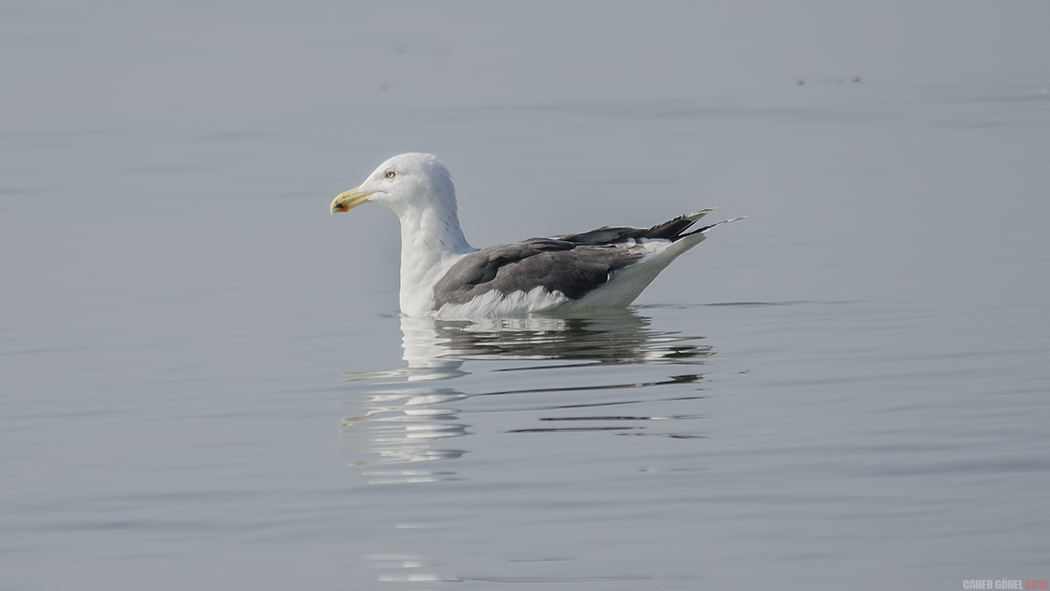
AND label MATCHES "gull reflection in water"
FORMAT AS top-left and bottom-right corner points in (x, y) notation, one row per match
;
(339, 309), (712, 485)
